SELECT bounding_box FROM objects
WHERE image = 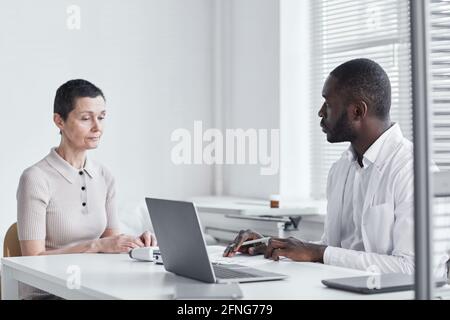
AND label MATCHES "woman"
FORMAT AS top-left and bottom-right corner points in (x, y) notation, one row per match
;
(17, 79), (156, 299)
